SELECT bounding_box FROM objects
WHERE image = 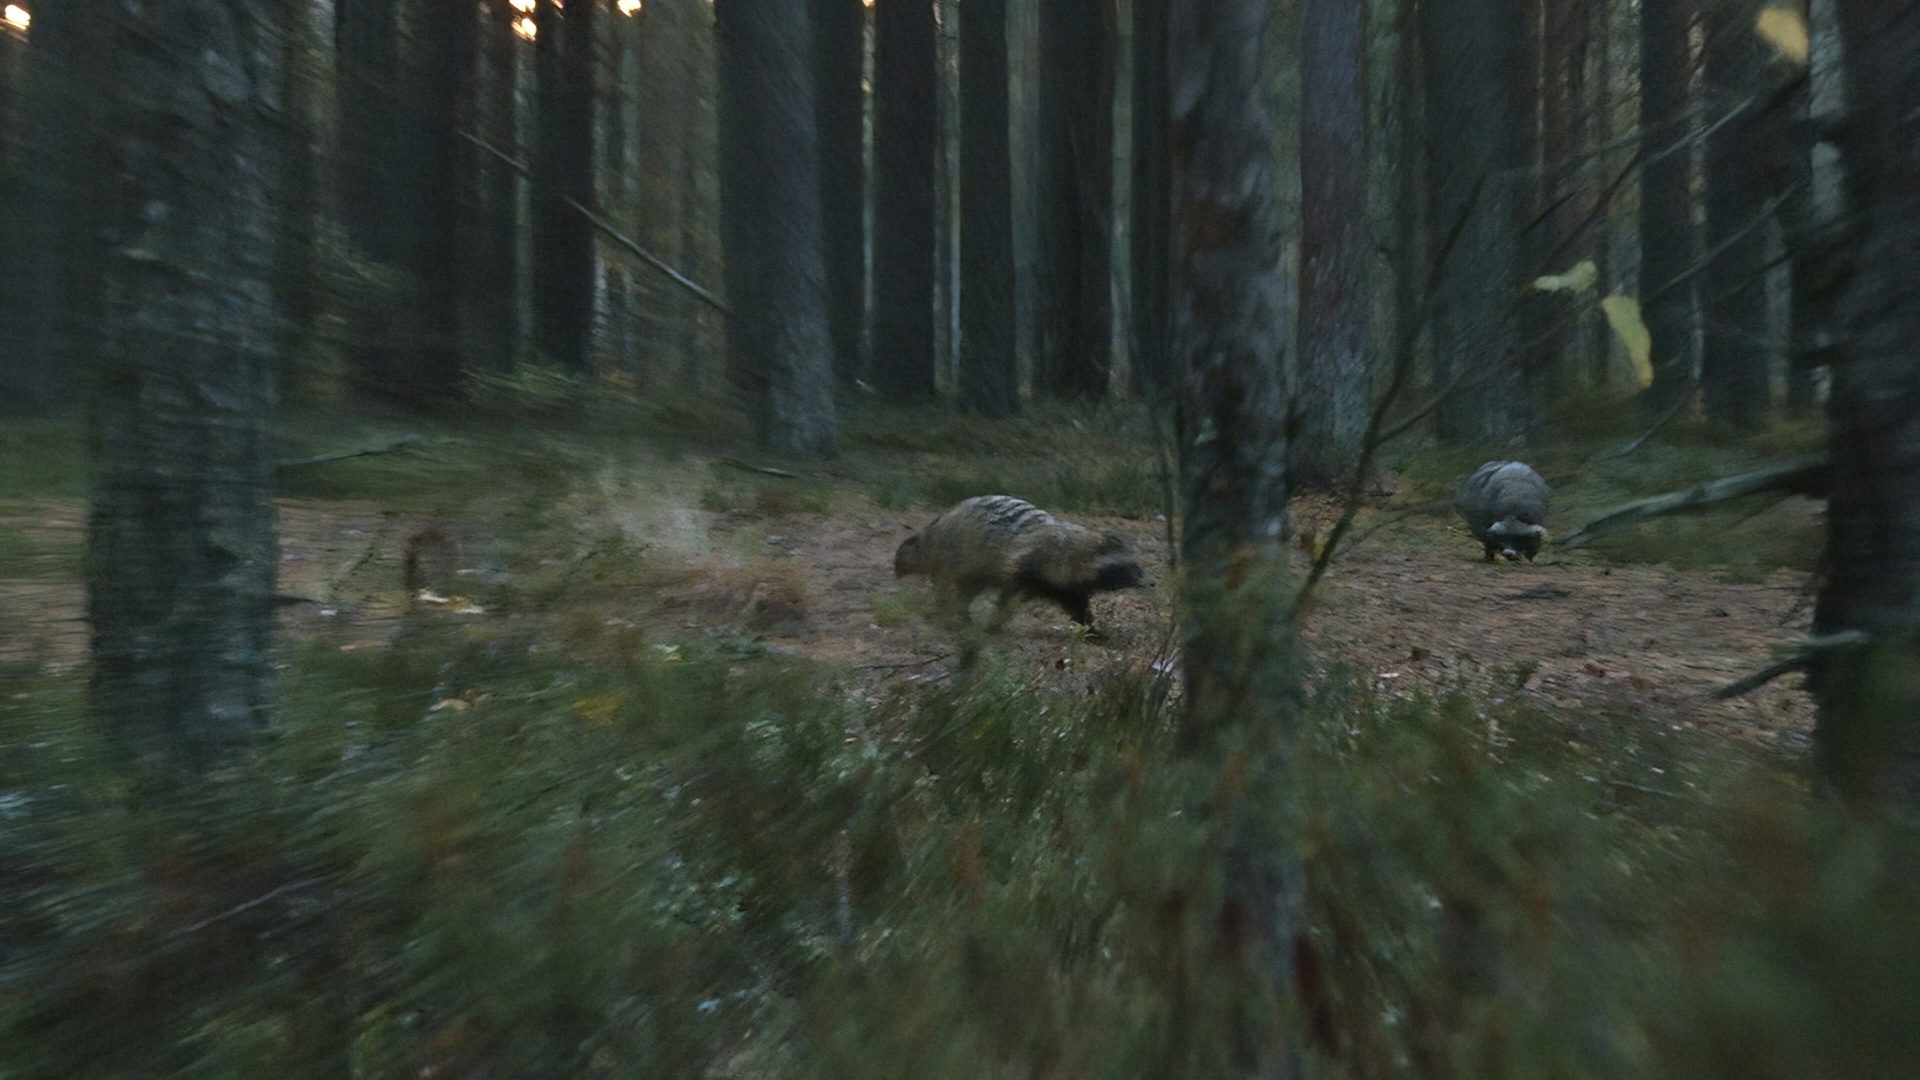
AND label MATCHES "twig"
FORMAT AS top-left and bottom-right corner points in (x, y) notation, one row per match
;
(717, 457), (802, 479)
(1712, 630), (1872, 700)
(166, 878), (325, 940)
(456, 130), (731, 316)
(1339, 498), (1458, 551)
(275, 433), (428, 470)
(1711, 655), (1810, 700)
(1610, 393), (1692, 459)
(1296, 173), (1485, 605)
(855, 653), (953, 672)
